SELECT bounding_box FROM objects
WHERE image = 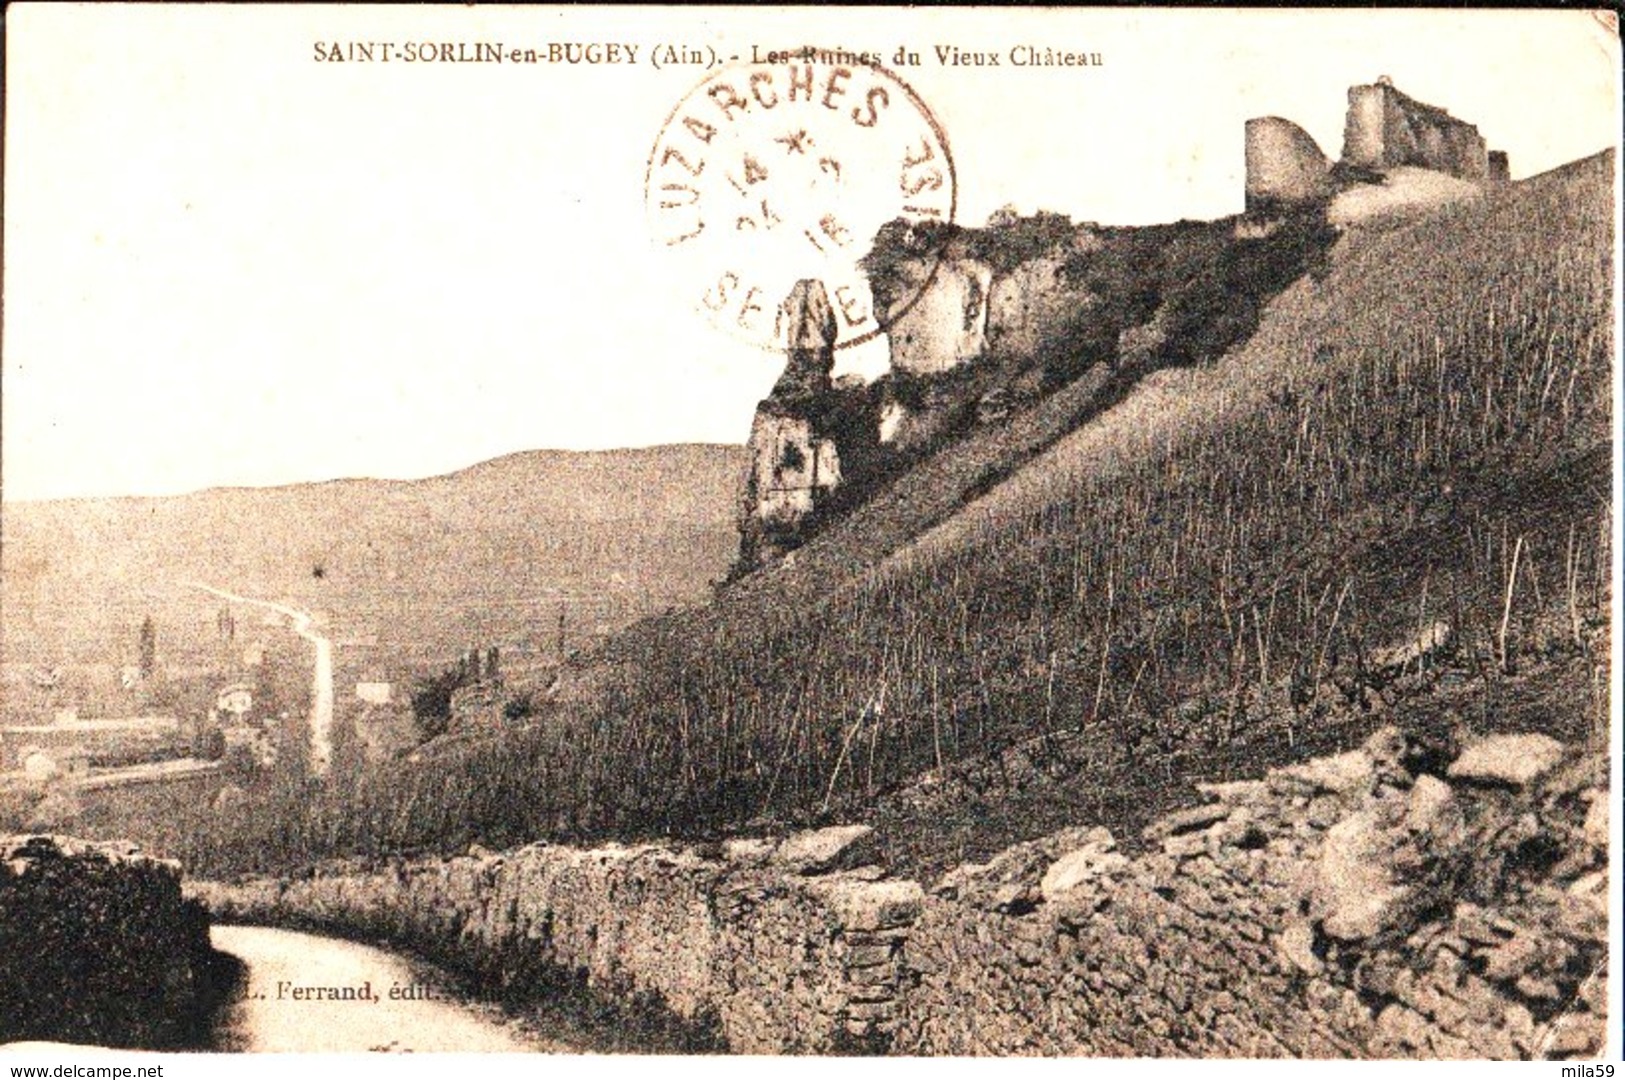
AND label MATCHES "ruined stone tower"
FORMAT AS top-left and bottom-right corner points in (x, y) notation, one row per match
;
(1341, 77), (1495, 181)
(1244, 116), (1331, 210)
(1242, 78), (1510, 210)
